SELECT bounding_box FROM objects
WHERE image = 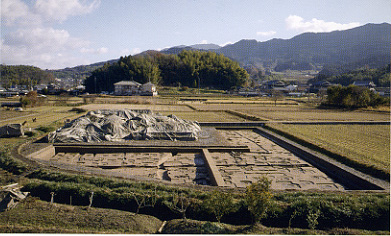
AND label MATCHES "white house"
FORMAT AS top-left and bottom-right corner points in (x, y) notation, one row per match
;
(114, 81), (141, 95)
(141, 82), (158, 96)
(114, 80), (157, 96)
